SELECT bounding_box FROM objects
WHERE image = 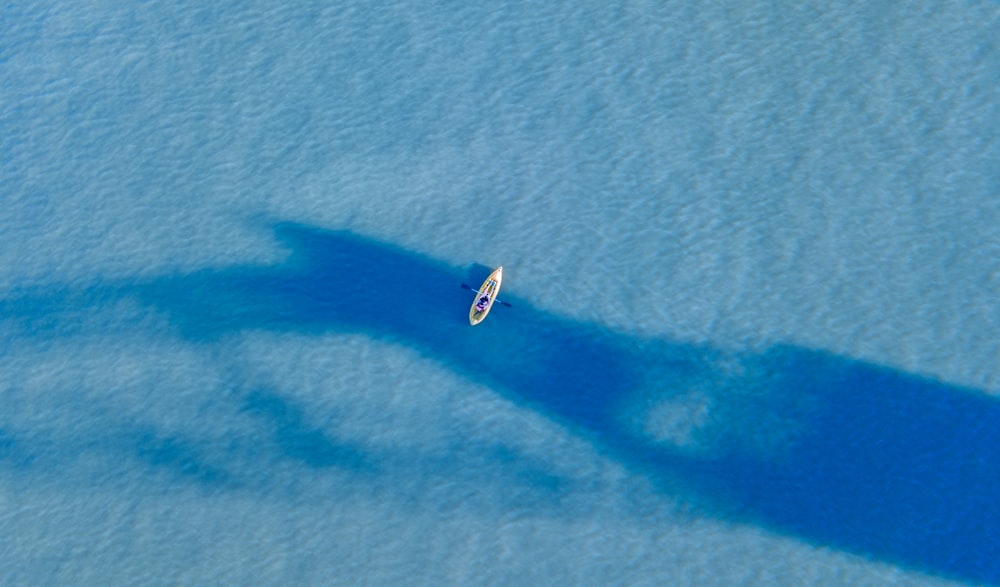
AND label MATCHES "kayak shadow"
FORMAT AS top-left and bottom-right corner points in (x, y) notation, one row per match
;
(464, 263), (495, 285)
